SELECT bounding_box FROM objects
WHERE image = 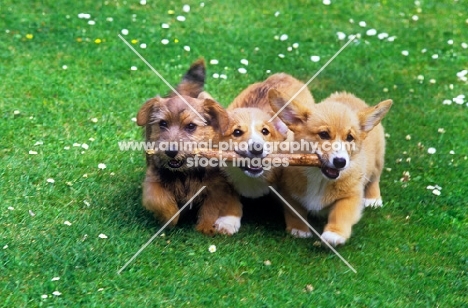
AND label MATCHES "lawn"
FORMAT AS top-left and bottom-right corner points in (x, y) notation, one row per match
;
(1, 0), (467, 306)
